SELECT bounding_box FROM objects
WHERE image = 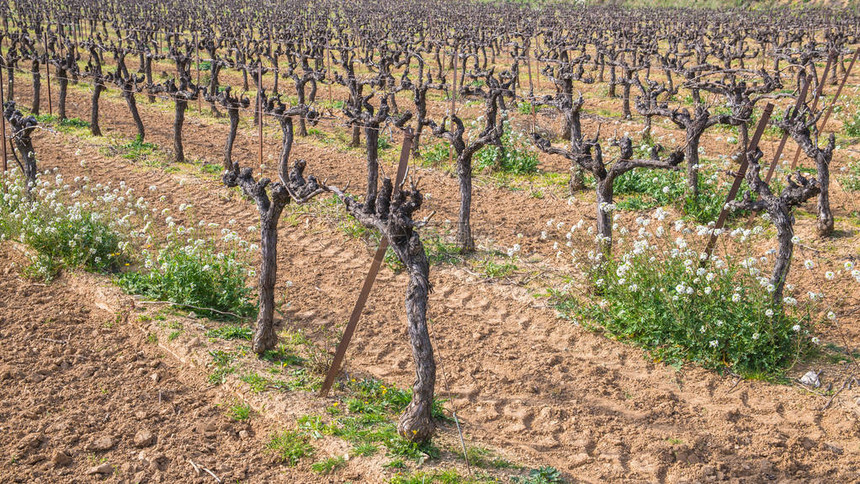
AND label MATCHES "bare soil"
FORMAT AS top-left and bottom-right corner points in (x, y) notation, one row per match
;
(0, 245), (317, 483)
(2, 64), (860, 483)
